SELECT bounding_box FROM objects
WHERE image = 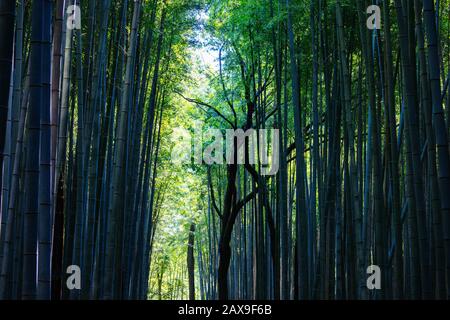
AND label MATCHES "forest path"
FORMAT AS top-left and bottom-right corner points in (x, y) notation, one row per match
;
(147, 10), (218, 300)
